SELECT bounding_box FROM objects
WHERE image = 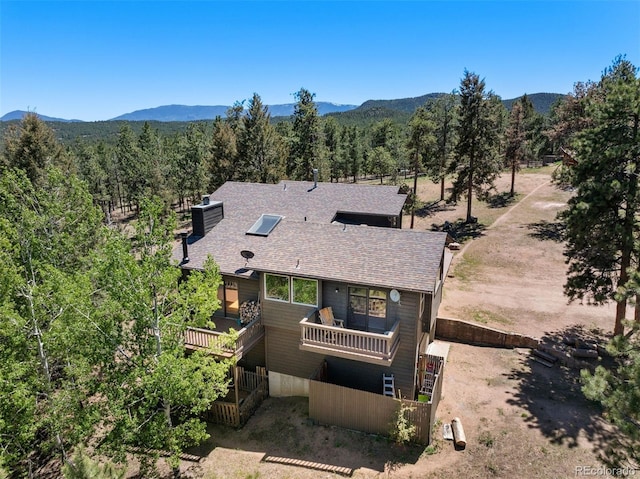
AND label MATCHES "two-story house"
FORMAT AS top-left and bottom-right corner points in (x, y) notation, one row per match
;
(174, 179), (450, 442)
